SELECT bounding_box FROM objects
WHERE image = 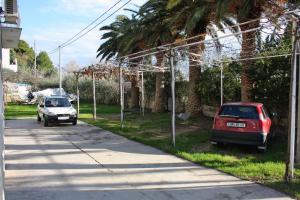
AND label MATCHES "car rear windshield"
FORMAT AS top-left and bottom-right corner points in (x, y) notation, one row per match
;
(45, 98), (71, 107)
(219, 105), (259, 119)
